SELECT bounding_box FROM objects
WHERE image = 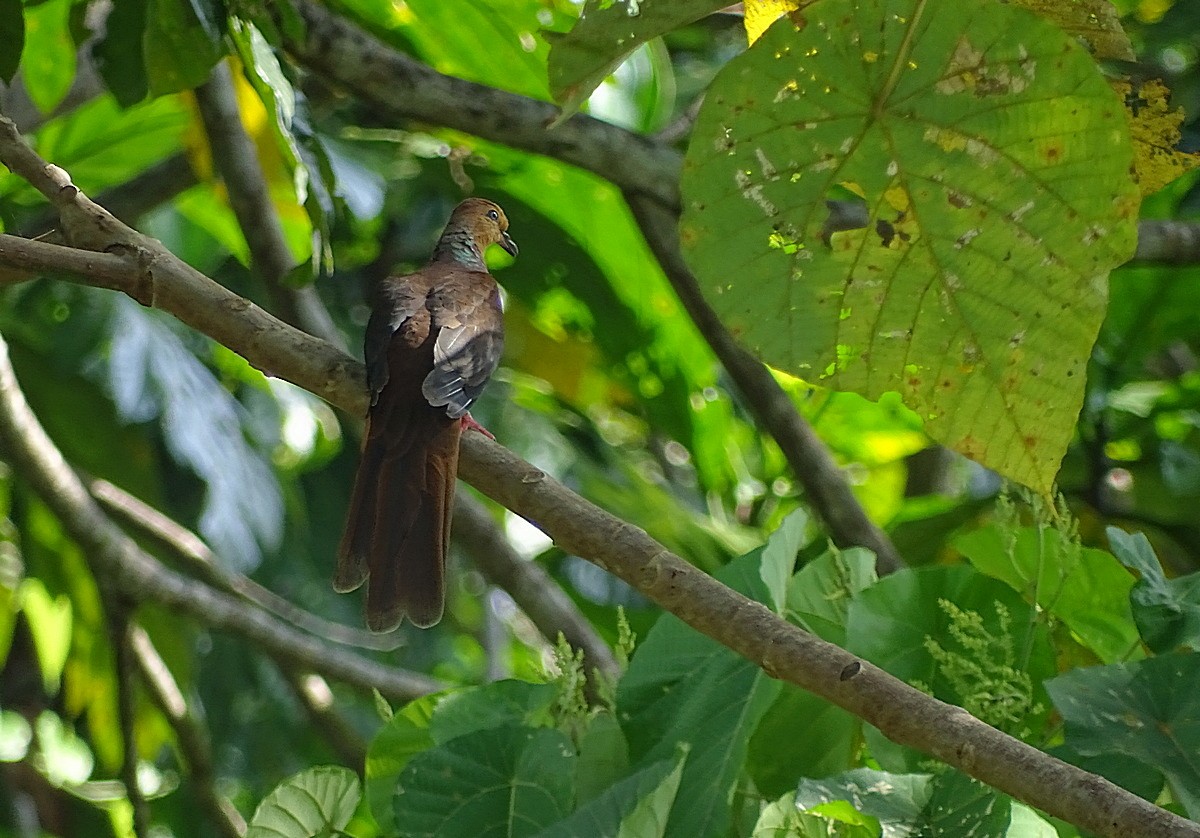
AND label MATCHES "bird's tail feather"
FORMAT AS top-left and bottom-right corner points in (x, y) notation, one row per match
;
(339, 412), (460, 631)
